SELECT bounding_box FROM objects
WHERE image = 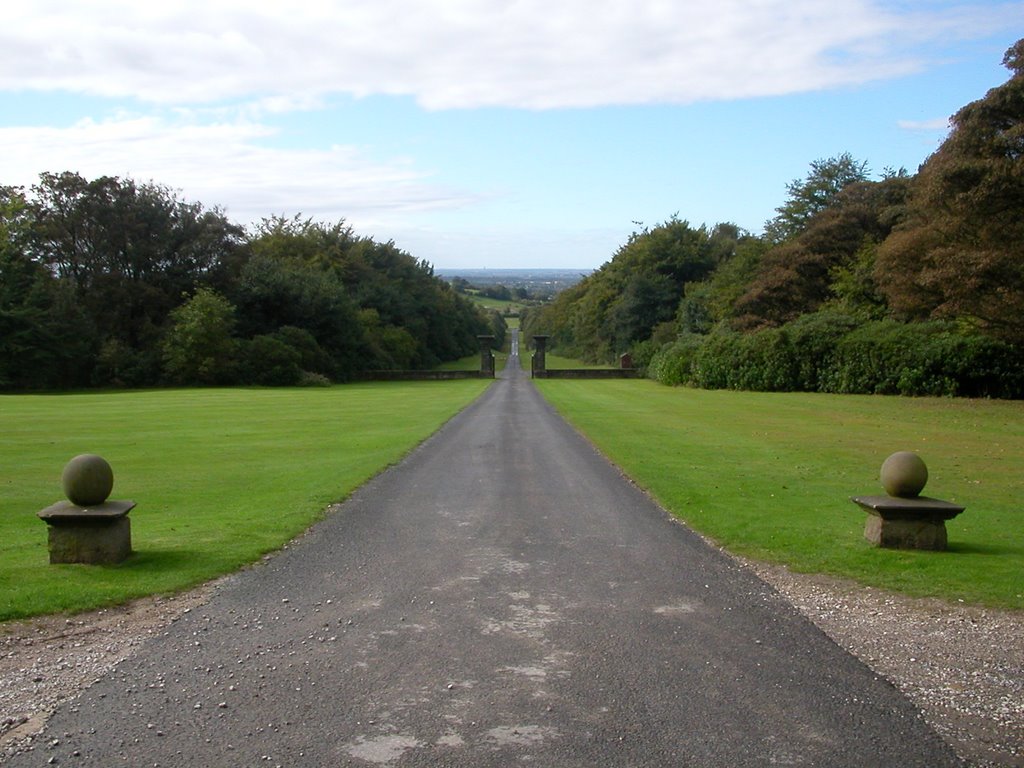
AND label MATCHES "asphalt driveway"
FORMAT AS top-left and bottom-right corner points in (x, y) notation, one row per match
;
(5, 336), (959, 766)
